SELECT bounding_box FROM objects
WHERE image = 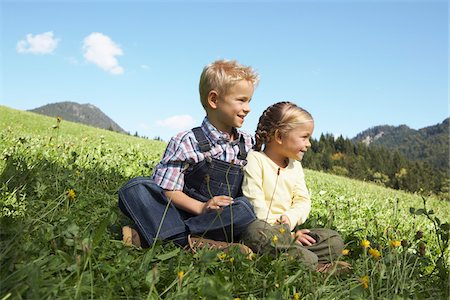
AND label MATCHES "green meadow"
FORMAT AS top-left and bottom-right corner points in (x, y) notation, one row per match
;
(1, 105), (448, 299)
